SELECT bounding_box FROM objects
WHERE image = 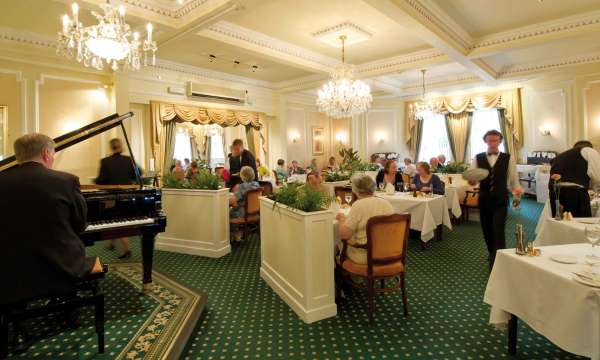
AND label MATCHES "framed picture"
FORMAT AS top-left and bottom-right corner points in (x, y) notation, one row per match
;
(312, 126), (325, 155)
